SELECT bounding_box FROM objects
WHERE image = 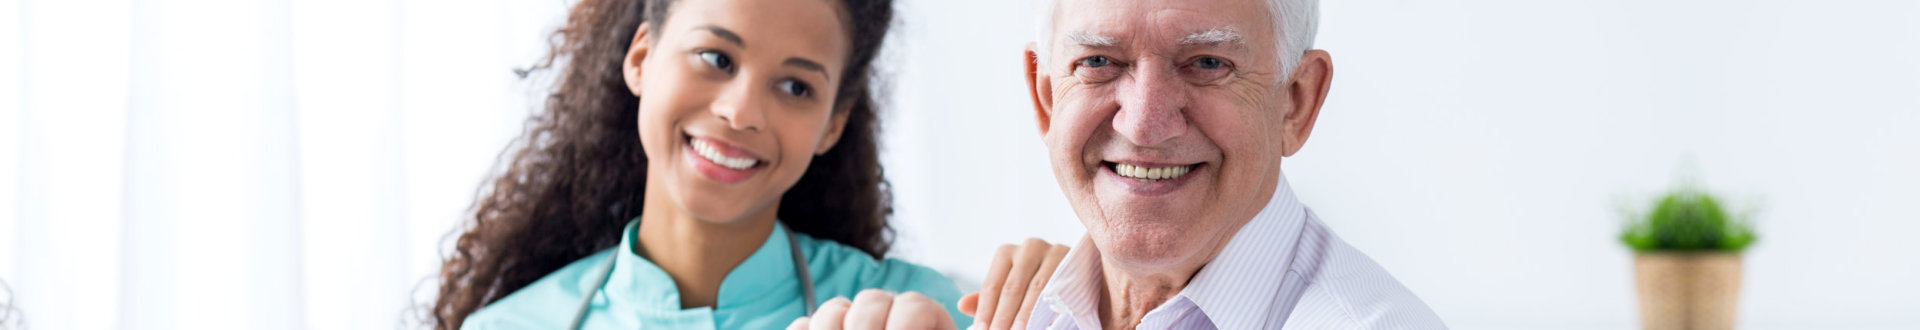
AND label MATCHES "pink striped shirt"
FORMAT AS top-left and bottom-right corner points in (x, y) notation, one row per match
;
(1028, 175), (1446, 329)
